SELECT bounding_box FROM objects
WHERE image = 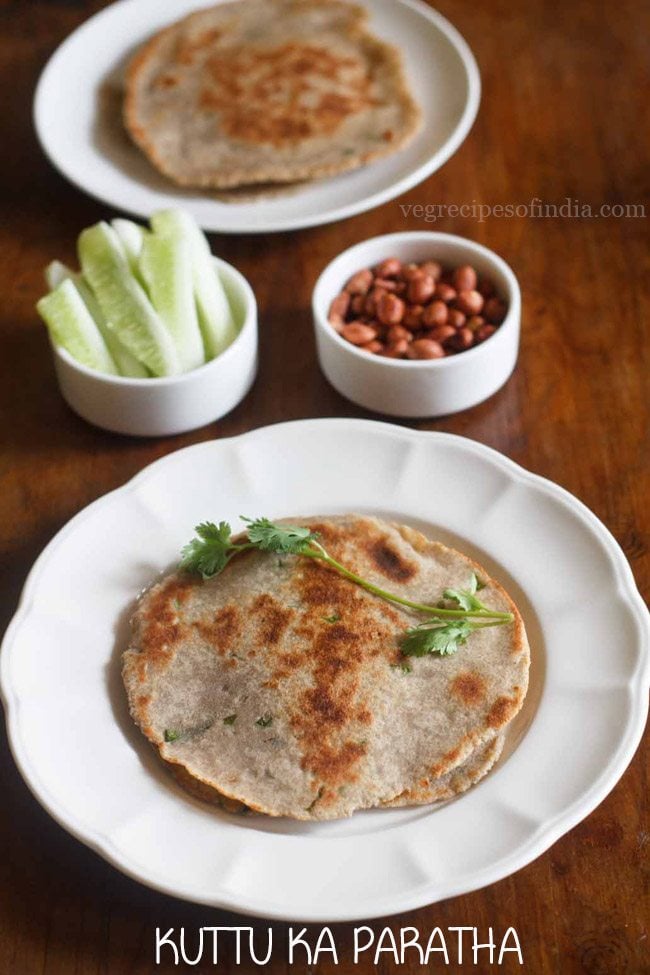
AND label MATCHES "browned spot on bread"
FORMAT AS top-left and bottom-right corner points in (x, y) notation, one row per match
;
(367, 538), (417, 582)
(487, 695), (519, 729)
(250, 593), (295, 645)
(194, 605), (241, 655)
(199, 41), (373, 147)
(451, 671), (487, 707)
(137, 575), (193, 663)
